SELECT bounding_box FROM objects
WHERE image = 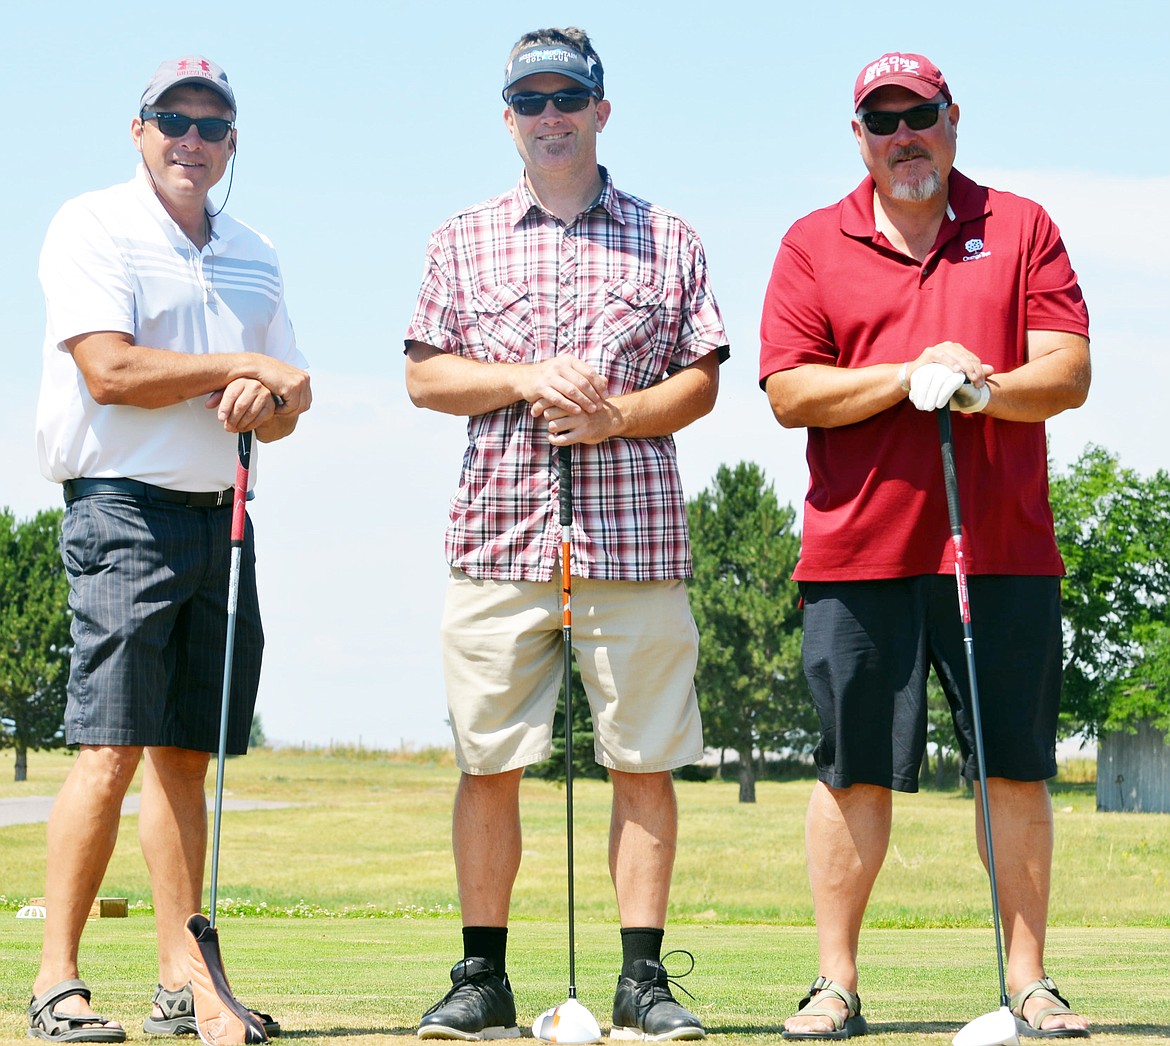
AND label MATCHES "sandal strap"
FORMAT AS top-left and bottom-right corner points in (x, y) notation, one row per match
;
(1010, 977), (1077, 1029)
(29, 978), (124, 1041)
(795, 976), (862, 1020)
(30, 978), (93, 1018)
(150, 982), (194, 1020)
